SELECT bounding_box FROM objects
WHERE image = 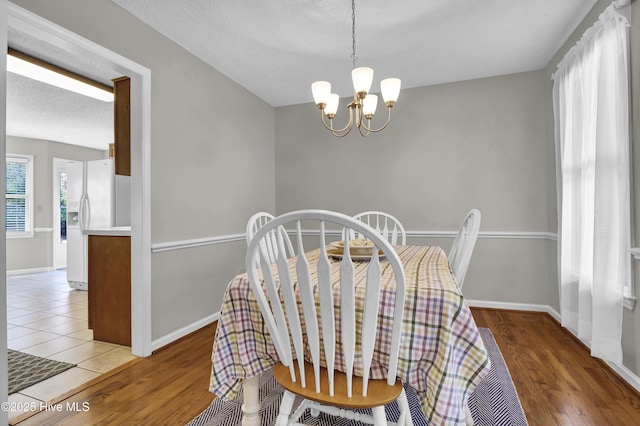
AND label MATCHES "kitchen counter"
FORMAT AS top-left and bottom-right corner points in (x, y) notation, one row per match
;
(84, 226), (131, 236)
